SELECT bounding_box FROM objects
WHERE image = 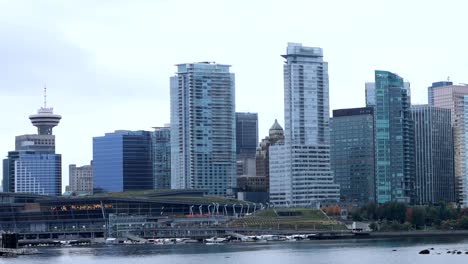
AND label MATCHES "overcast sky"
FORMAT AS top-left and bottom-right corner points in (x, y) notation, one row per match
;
(1, 0), (467, 189)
